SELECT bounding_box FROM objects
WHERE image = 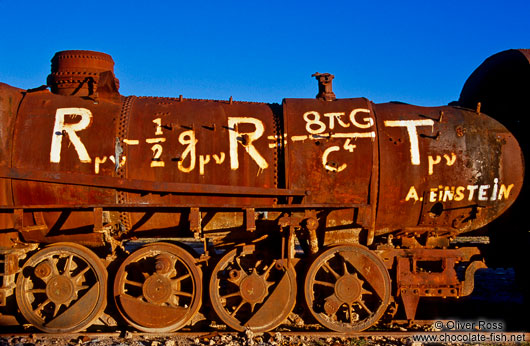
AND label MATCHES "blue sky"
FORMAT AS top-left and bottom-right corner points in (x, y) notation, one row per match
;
(0, 0), (528, 106)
